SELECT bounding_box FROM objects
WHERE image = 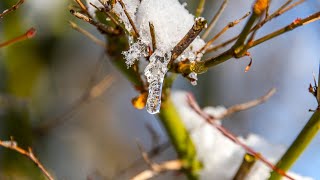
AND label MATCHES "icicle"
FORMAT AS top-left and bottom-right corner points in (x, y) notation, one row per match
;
(144, 50), (171, 114)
